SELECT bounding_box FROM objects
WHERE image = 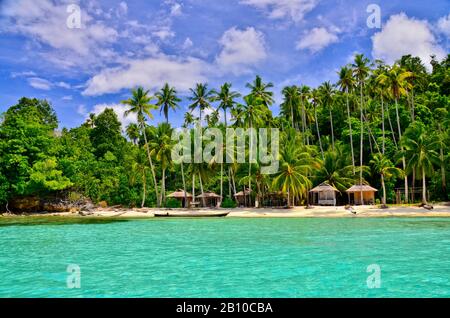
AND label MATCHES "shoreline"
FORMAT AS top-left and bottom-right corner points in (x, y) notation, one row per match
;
(2, 204), (450, 219)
